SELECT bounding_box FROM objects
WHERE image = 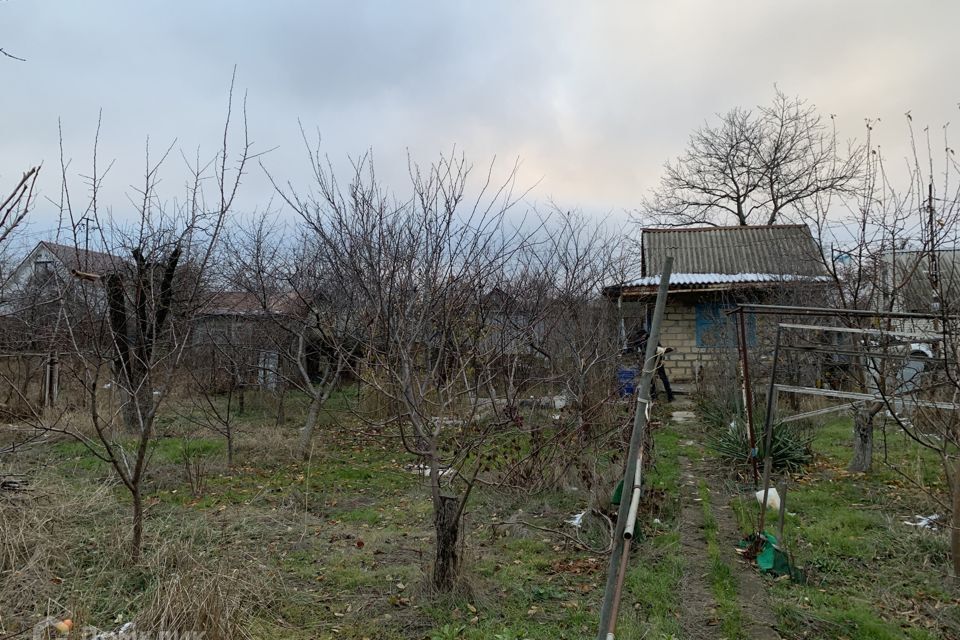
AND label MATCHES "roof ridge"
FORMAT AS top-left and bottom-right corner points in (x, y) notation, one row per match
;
(640, 224), (808, 233)
(40, 240), (119, 259)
